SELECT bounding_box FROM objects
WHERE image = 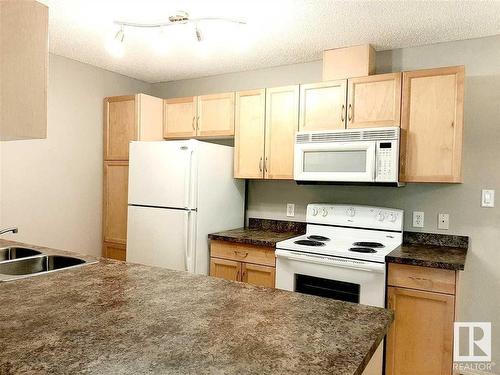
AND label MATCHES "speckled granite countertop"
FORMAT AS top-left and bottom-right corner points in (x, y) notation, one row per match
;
(0, 241), (393, 375)
(208, 218), (305, 247)
(386, 232), (468, 271)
